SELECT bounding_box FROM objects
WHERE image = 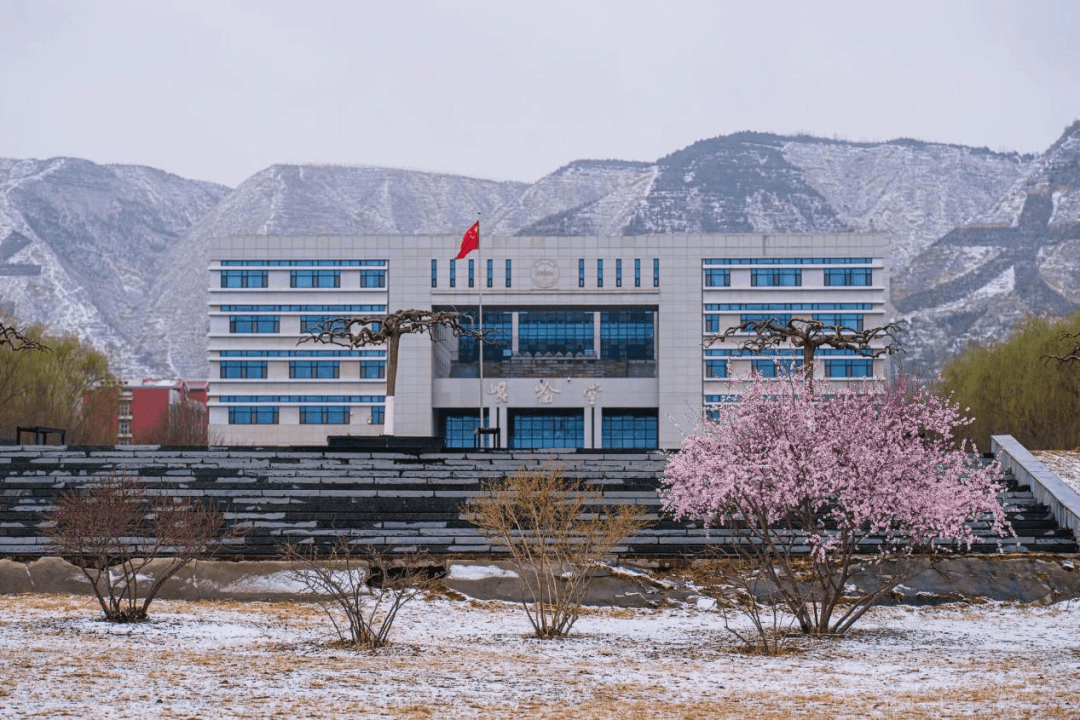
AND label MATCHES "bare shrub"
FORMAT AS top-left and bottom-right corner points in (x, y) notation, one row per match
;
(697, 557), (799, 656)
(48, 473), (223, 622)
(464, 468), (652, 639)
(283, 539), (440, 650)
